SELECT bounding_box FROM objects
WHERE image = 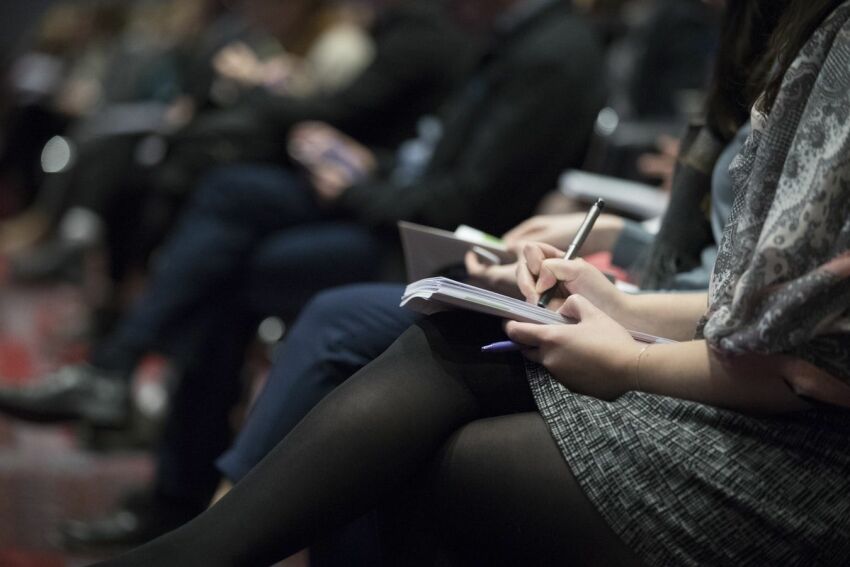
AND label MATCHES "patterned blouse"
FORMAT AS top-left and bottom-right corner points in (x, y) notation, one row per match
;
(699, 2), (850, 408)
